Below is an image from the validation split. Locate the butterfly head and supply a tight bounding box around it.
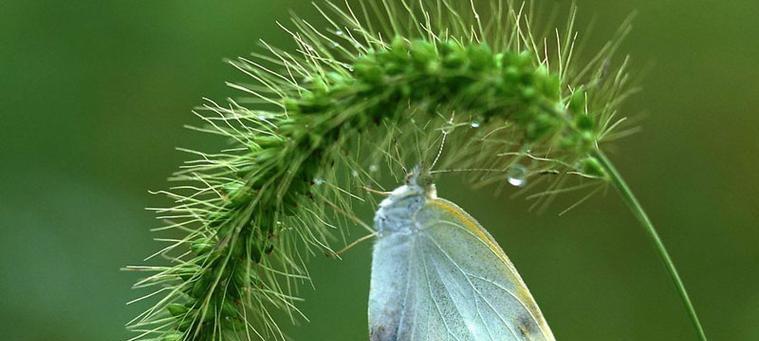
[374,166,437,235]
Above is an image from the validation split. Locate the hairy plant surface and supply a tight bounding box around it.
[126,1,705,340]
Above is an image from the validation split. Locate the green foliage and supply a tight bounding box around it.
[127,1,639,340]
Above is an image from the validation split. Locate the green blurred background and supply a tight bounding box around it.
[1,0,756,340]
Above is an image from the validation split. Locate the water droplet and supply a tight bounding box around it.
[470,120,481,128]
[506,165,528,187]
[335,29,344,36]
[313,177,325,186]
[351,170,359,177]
[369,165,379,173]
[331,42,340,48]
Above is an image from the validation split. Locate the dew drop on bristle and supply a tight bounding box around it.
[369,164,379,173]
[313,178,325,186]
[470,121,480,128]
[335,29,344,36]
[506,165,528,187]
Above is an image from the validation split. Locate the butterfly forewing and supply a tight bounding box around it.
[369,196,555,341]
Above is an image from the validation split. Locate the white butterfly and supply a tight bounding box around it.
[368,172,555,341]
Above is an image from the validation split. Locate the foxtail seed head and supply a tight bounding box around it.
[128,1,635,340]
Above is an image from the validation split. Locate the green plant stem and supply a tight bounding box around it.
[592,149,707,341]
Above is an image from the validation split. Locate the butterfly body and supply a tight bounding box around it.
[369,178,555,341]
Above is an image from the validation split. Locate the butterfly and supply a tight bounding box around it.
[368,170,555,341]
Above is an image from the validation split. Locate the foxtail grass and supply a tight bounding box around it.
[126,1,706,340]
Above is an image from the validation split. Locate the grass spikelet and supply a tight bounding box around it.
[126,1,706,340]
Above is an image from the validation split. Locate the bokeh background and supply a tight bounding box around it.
[1,0,757,340]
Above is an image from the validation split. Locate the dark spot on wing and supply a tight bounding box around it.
[370,324,397,341]
[516,313,537,339]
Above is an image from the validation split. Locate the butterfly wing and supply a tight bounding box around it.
[369,232,417,341]
[369,198,555,341]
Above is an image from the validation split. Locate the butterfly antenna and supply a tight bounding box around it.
[429,112,455,172]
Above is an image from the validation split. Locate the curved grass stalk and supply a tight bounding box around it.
[126,1,707,340]
[593,150,707,341]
